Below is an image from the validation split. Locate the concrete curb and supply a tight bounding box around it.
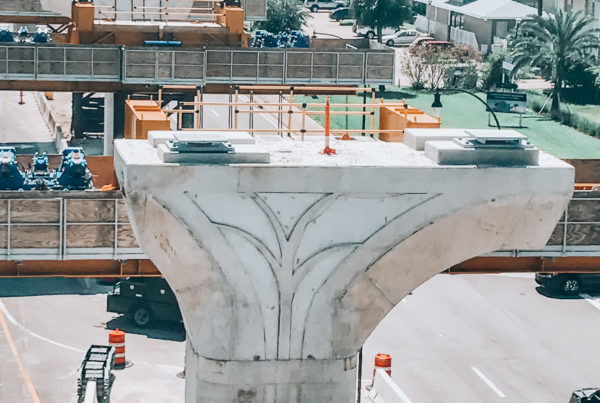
[33,92,69,152]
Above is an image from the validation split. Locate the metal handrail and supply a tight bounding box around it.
[0,44,395,86]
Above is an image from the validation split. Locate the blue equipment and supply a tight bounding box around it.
[0,147,27,190]
[26,152,56,190]
[17,26,28,43]
[288,30,309,48]
[252,30,278,48]
[32,27,50,44]
[276,31,289,47]
[143,40,182,47]
[56,147,93,190]
[0,26,14,43]
[252,29,309,48]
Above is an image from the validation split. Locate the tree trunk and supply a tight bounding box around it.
[377,24,383,43]
[550,79,562,120]
[537,0,543,16]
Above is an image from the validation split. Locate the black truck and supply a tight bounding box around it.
[106,277,182,327]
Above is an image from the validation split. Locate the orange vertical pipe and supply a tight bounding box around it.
[322,97,336,155]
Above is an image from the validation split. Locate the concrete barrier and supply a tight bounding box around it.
[33,91,68,152]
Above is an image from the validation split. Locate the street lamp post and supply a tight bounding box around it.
[431,88,502,130]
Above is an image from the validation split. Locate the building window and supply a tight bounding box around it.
[450,12,464,29]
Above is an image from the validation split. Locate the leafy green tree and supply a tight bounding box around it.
[253,0,309,33]
[352,0,411,43]
[511,9,599,119]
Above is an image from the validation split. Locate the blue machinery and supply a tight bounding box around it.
[0,147,93,190]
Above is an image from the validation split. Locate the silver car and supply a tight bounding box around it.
[381,29,423,47]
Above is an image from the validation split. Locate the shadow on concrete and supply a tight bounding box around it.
[2,142,58,154]
[376,89,418,99]
[70,137,104,156]
[0,277,112,297]
[106,315,186,342]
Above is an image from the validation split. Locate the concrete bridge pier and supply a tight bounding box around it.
[114,134,574,402]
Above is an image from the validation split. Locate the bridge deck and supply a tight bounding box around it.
[0,44,395,89]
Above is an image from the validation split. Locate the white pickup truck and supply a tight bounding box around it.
[353,24,399,39]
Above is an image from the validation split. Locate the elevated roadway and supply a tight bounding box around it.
[0,43,395,91]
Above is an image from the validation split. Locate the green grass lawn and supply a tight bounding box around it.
[569,104,600,126]
[295,88,600,159]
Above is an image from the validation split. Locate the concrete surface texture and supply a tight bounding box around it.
[114,135,573,402]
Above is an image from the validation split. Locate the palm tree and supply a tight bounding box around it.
[253,0,309,33]
[511,9,599,119]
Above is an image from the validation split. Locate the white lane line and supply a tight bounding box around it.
[580,293,600,310]
[0,300,183,370]
[471,366,506,398]
[494,273,535,279]
[0,300,83,352]
[387,378,414,403]
[239,94,279,129]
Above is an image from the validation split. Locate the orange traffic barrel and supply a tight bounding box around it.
[372,353,392,383]
[109,329,126,368]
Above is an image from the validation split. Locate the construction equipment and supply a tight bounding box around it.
[27,152,55,190]
[77,345,115,403]
[0,149,93,190]
[0,147,27,190]
[56,147,93,190]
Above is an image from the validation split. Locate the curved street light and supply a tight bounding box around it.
[431,88,502,130]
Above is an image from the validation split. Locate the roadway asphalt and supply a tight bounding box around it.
[1,274,599,402]
[0,91,56,153]
[0,278,184,403]
[362,273,600,402]
[198,93,325,136]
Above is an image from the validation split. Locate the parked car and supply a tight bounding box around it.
[305,0,339,12]
[353,24,398,39]
[535,273,600,295]
[107,277,182,327]
[569,388,600,403]
[409,35,434,49]
[409,37,454,54]
[329,7,353,21]
[381,29,423,46]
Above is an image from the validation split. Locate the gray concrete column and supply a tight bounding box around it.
[103,92,114,156]
[114,135,574,402]
[185,341,356,402]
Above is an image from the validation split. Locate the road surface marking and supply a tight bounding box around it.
[388,380,414,403]
[0,300,182,370]
[239,95,280,128]
[471,366,506,398]
[580,293,600,310]
[495,273,535,279]
[0,300,82,352]
[0,304,42,403]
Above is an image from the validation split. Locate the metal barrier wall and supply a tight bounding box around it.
[0,189,597,262]
[0,191,144,261]
[492,190,600,257]
[0,43,395,85]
